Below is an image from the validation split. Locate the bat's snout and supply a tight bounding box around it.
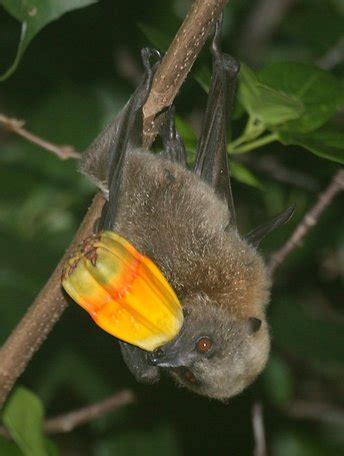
[148,347,182,368]
[148,348,169,367]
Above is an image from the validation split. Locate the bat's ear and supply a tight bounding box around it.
[159,105,187,167]
[99,48,161,231]
[244,206,295,248]
[193,18,239,226]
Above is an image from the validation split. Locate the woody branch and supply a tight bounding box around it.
[268,168,344,275]
[0,0,230,409]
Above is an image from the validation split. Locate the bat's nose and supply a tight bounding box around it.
[148,348,165,366]
[148,346,186,368]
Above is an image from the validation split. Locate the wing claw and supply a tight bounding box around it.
[245,206,295,247]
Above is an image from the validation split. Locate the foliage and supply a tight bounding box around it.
[0,0,343,454]
[141,22,344,164]
[1,387,57,455]
[0,0,98,80]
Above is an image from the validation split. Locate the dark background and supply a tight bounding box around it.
[0,0,343,454]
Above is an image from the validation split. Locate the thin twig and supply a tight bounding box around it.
[0,114,81,160]
[0,0,229,409]
[45,389,134,434]
[252,402,267,456]
[286,400,344,427]
[0,390,134,437]
[247,156,318,191]
[268,168,344,275]
[142,0,229,148]
[317,37,344,71]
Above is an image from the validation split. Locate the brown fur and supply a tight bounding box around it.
[81,148,271,400]
[114,151,270,318]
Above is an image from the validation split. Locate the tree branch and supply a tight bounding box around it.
[247,156,318,191]
[0,389,134,437]
[142,0,229,148]
[317,37,344,71]
[0,194,104,408]
[268,168,344,275]
[285,399,344,427]
[0,0,230,409]
[44,389,134,434]
[0,114,81,160]
[252,402,267,456]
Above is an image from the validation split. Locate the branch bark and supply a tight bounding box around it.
[252,402,267,456]
[268,168,344,275]
[285,399,344,427]
[142,0,229,148]
[0,0,230,409]
[317,37,344,71]
[0,194,104,408]
[0,389,134,437]
[44,389,134,434]
[0,114,81,160]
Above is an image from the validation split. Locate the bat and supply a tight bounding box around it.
[62,23,293,400]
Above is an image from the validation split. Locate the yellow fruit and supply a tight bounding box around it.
[62,231,183,351]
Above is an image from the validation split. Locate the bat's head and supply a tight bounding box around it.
[148,242,271,400]
[149,300,270,400]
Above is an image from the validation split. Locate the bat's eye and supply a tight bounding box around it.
[248,317,262,334]
[196,336,213,354]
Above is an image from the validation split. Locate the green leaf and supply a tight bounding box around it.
[45,439,59,456]
[0,437,22,456]
[193,65,211,92]
[175,116,197,150]
[238,63,303,127]
[259,62,344,133]
[2,386,48,456]
[230,161,262,188]
[277,128,344,164]
[0,0,98,80]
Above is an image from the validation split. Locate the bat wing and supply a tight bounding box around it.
[193,20,239,226]
[80,48,160,202]
[83,48,163,383]
[159,105,187,167]
[100,48,161,231]
[245,205,295,247]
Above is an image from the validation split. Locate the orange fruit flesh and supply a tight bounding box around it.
[62,231,183,351]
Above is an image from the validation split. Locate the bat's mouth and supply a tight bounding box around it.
[147,355,199,385]
[171,367,198,385]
